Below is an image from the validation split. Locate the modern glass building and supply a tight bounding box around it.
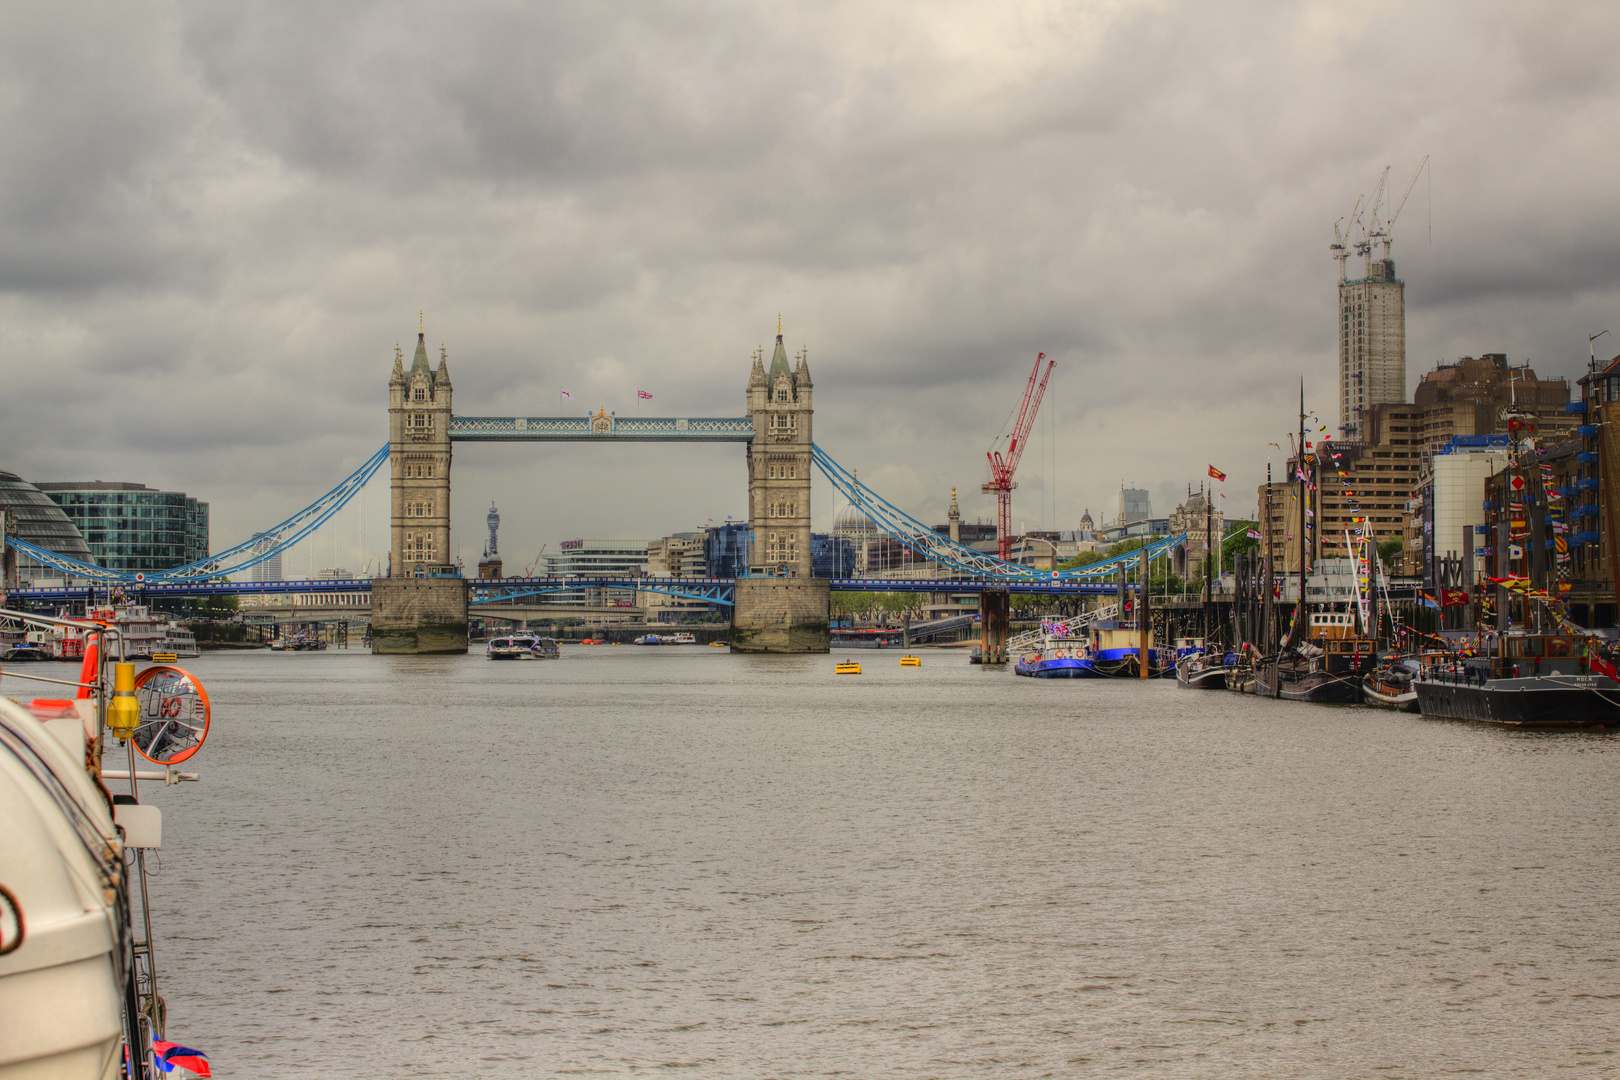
[36,481,209,573]
[811,532,855,578]
[704,523,750,580]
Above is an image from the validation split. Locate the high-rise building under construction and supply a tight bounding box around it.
[1333,157,1427,440]
[1338,255,1405,440]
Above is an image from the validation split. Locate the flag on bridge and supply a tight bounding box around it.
[1208,464,1226,482]
[638,390,653,399]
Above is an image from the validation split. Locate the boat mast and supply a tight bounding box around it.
[1203,484,1212,643]
[1263,462,1273,649]
[1293,379,1308,647]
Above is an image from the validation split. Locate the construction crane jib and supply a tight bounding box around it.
[982,352,1055,561]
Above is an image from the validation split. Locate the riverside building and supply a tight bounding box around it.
[0,472,95,585]
[36,481,208,573]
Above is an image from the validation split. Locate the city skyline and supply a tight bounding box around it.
[3,4,1619,574]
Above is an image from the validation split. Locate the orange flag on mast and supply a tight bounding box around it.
[1208,464,1226,482]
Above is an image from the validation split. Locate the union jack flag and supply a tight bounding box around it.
[637,390,653,399]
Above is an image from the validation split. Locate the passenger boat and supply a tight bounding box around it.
[1175,649,1228,689]
[81,605,199,660]
[487,634,545,659]
[835,660,862,675]
[1414,632,1620,728]
[634,632,698,645]
[1014,635,1093,677]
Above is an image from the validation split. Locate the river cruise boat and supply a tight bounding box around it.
[1014,637,1092,677]
[82,605,199,660]
[1414,633,1620,728]
[487,634,557,660]
[633,632,698,645]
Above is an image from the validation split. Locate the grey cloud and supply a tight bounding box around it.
[4,0,1620,566]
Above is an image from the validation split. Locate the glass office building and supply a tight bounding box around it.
[36,481,209,573]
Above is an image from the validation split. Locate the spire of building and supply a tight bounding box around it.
[796,344,812,386]
[748,344,767,388]
[435,343,452,389]
[390,343,406,386]
[768,326,791,382]
[410,328,432,377]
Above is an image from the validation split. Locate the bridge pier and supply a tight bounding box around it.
[731,578,829,653]
[370,577,468,654]
[979,590,1009,665]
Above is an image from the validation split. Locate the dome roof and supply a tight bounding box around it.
[834,502,879,537]
[1078,508,1094,528]
[0,471,94,574]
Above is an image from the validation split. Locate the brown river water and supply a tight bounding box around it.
[6,647,1619,1077]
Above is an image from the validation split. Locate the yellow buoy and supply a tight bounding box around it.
[899,656,921,667]
[835,661,862,675]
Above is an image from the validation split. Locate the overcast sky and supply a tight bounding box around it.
[4,1,1619,574]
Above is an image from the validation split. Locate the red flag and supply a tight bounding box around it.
[1207,464,1226,482]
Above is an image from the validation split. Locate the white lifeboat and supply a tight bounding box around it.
[0,696,125,1080]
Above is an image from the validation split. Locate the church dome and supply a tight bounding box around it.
[834,502,879,538]
[1078,508,1094,530]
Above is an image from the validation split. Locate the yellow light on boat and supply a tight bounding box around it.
[107,662,139,741]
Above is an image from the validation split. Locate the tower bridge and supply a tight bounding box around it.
[6,317,1193,660]
[377,318,821,652]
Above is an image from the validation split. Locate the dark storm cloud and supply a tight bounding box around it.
[3,1,1620,568]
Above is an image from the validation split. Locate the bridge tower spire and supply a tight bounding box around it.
[389,322,453,577]
[747,321,812,577]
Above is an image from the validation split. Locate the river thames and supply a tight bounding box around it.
[14,647,1617,1077]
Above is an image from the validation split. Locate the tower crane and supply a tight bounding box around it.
[1330,193,1365,283]
[1356,168,1387,272]
[1372,154,1428,260]
[982,352,1055,561]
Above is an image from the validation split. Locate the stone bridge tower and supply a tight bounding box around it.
[733,319,828,652]
[746,322,813,576]
[375,319,466,655]
[388,323,453,577]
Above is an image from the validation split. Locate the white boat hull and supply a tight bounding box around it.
[0,698,125,1080]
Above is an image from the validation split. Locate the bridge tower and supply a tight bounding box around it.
[374,319,467,654]
[746,323,813,576]
[388,324,453,576]
[733,320,829,652]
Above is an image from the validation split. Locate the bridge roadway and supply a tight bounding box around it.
[8,574,1124,606]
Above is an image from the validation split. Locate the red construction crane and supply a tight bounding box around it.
[982,352,1055,561]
